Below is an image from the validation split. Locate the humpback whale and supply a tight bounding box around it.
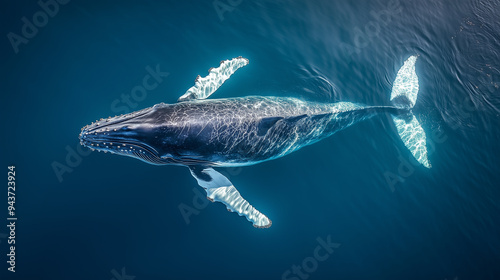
[79,56,430,228]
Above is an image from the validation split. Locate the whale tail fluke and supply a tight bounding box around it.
[390,56,431,168]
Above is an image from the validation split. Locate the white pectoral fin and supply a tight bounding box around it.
[178,57,249,102]
[188,166,272,228]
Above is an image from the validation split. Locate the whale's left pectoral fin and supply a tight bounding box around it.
[178,57,249,102]
[188,166,272,228]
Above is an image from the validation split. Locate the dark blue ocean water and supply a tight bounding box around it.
[1,0,500,279]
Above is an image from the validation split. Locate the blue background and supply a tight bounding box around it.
[1,0,499,279]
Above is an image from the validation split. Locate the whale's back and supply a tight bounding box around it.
[151,96,379,166]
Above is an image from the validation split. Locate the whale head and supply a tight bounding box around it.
[79,104,175,165]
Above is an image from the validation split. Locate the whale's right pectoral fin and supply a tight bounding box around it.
[178,57,249,102]
[188,166,272,228]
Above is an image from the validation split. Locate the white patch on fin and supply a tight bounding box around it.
[188,166,272,228]
[178,57,249,102]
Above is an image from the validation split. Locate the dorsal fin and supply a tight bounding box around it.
[257,117,283,136]
[178,57,249,102]
[256,114,310,136]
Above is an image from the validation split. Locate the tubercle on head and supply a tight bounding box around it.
[79,105,162,160]
[80,104,159,133]
[79,125,146,156]
[80,113,131,134]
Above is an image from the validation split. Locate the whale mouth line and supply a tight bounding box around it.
[81,137,160,158]
[112,139,160,156]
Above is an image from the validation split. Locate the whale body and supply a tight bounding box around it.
[80,56,430,228]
